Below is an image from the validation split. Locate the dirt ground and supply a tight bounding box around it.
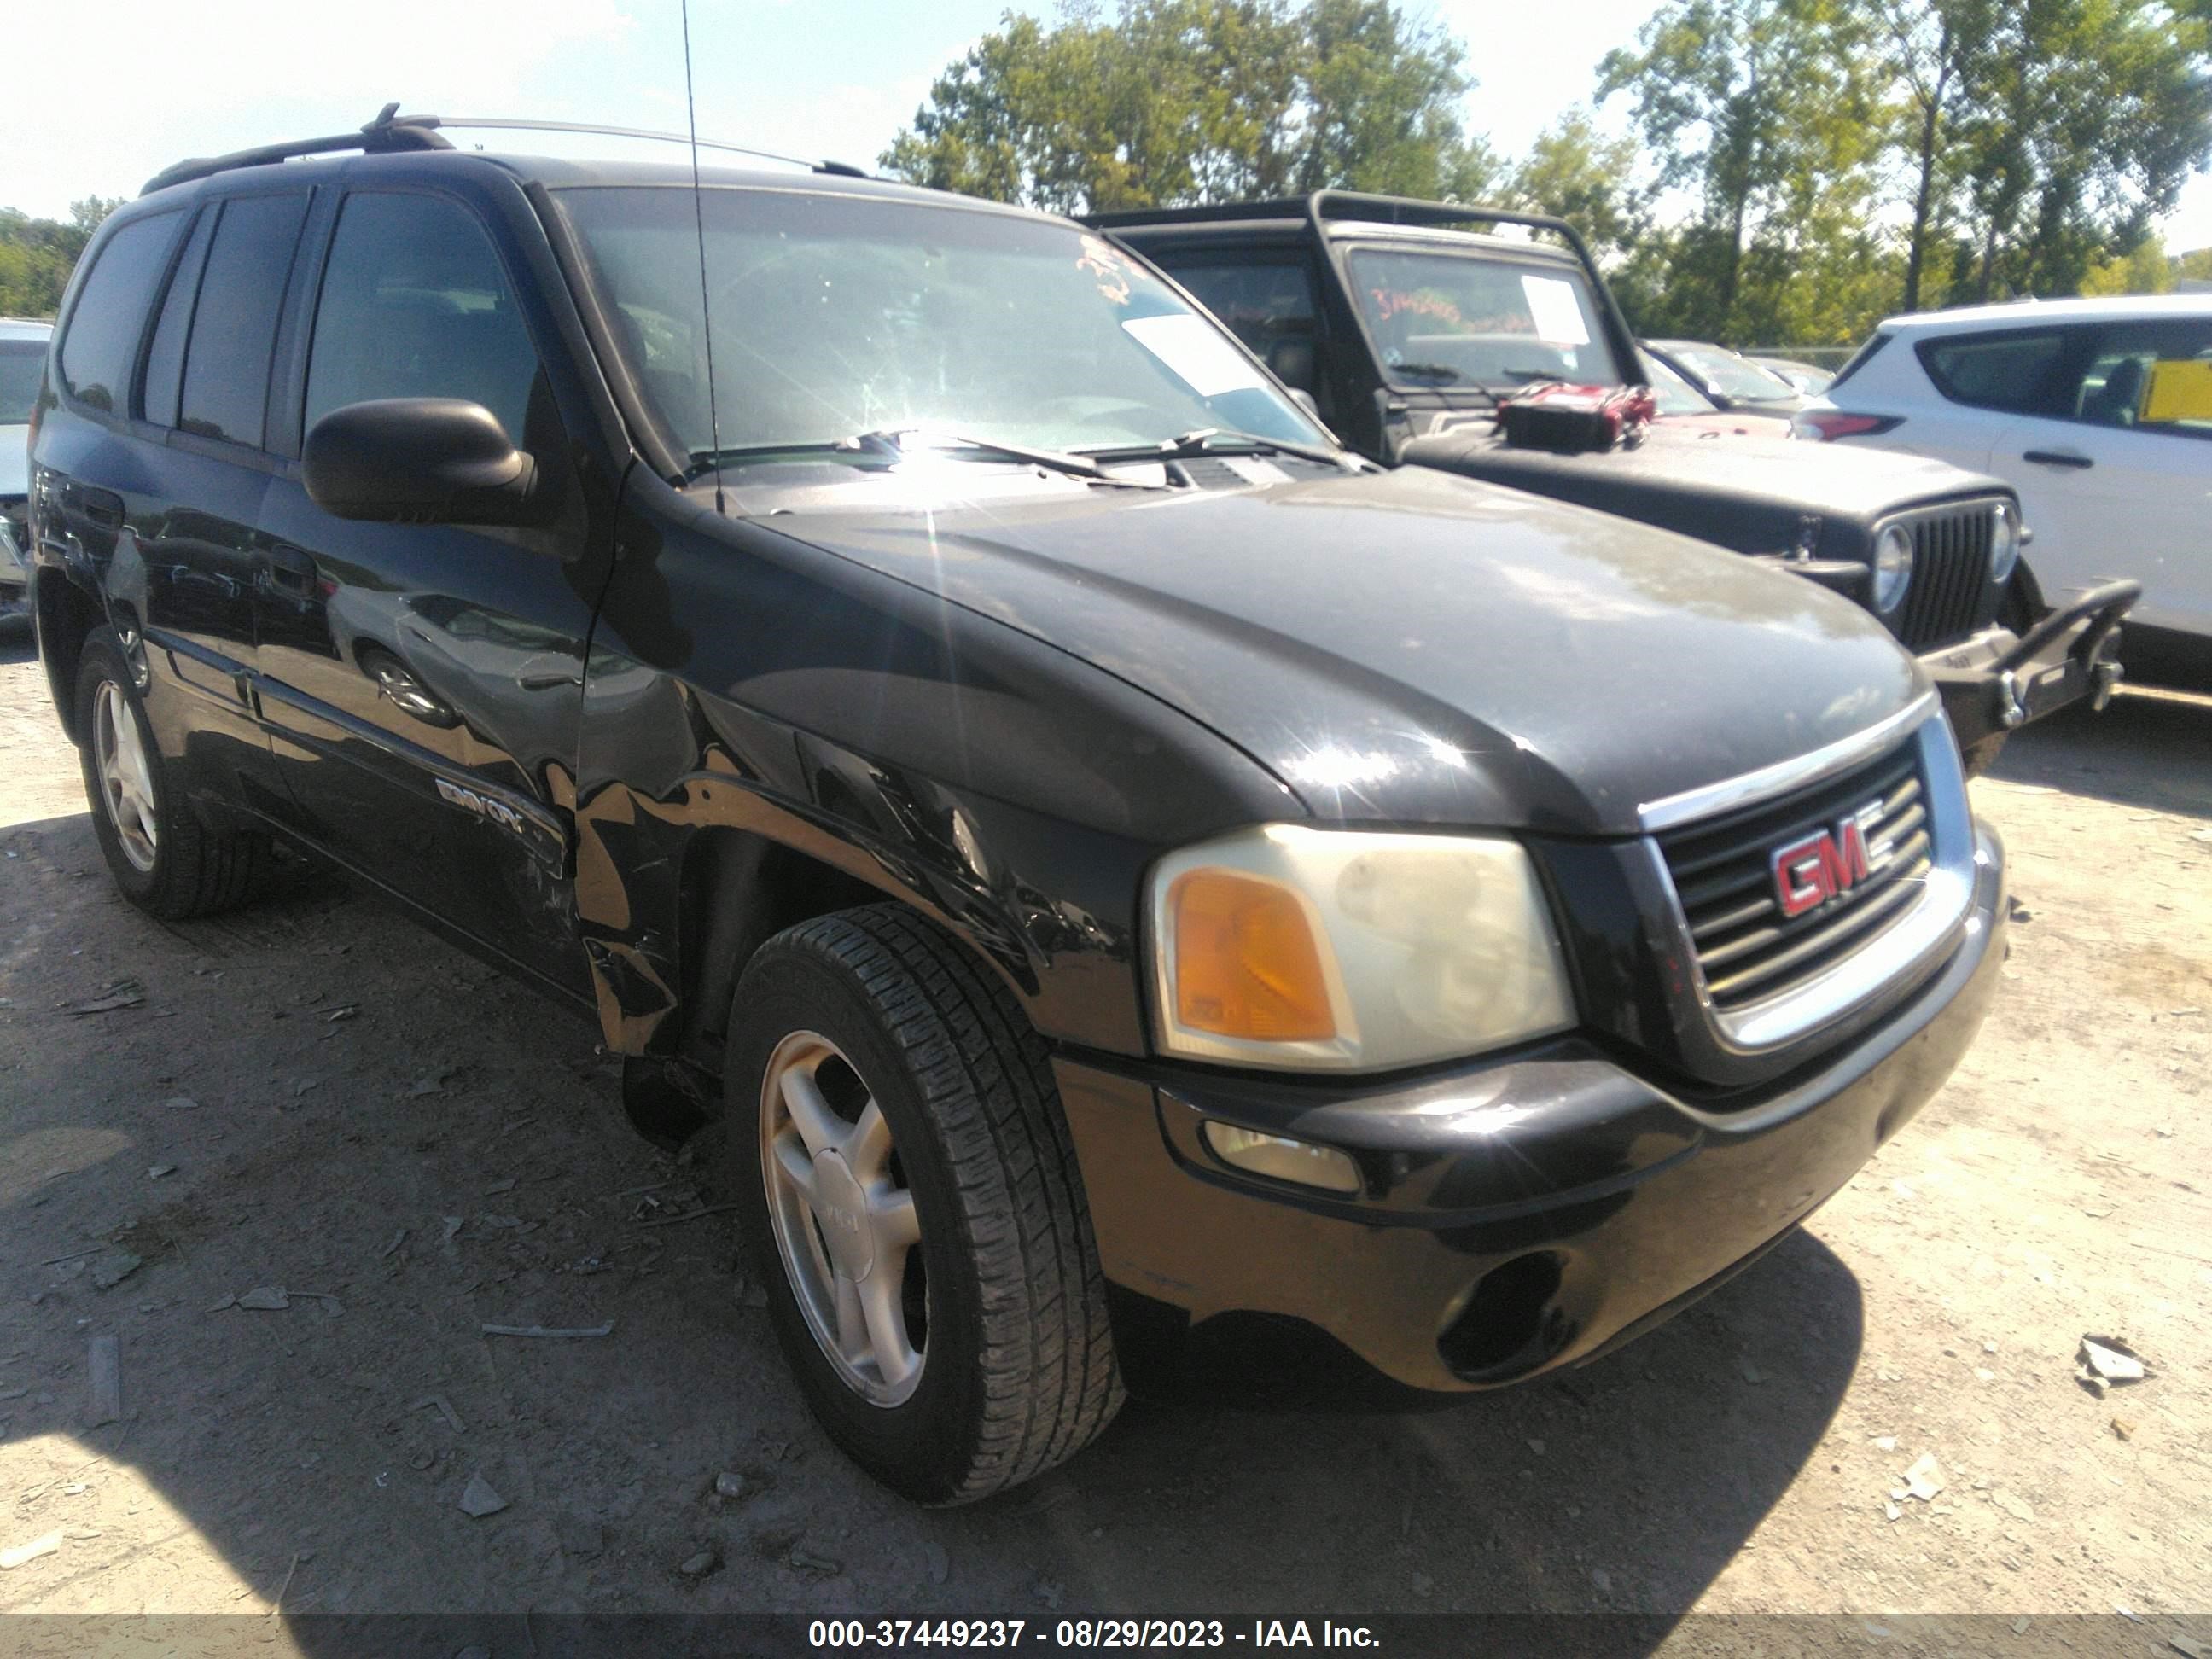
[1,623,2208,1641]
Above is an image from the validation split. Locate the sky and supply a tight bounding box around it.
[4,0,2209,253]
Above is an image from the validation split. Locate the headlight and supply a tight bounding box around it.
[1147,824,1575,1070]
[1871,522,1914,613]
[1988,501,2020,585]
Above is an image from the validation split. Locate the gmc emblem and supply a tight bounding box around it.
[1771,801,1895,918]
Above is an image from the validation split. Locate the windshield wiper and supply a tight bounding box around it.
[684,428,1133,486]
[1078,428,1359,470]
[853,428,1120,480]
[1388,362,1464,383]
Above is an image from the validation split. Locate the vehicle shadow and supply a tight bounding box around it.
[0,804,1860,1645]
[1986,686,2212,819]
[970,1228,1863,1621]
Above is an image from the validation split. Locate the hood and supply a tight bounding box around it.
[742,463,1924,835]
[1406,420,2007,532]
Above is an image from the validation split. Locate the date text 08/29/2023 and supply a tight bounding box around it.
[807,1619,1383,1649]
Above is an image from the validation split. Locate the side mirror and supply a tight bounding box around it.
[304,399,540,526]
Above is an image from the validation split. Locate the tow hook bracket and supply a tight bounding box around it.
[2091,660,2123,713]
[1997,670,2027,729]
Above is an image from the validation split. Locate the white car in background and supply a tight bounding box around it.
[1,318,51,631]
[1796,294,2211,688]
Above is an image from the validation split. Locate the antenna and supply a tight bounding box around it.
[681,0,725,513]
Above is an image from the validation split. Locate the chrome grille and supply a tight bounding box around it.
[1890,500,1999,651]
[1660,743,1933,1013]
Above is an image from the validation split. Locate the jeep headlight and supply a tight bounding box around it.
[1871,522,1914,613]
[1988,502,2020,585]
[1147,825,1574,1070]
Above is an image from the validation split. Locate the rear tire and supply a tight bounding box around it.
[74,626,269,919]
[725,905,1123,1504]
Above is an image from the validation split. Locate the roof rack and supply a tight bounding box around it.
[142,103,875,197]
[1089,189,1591,255]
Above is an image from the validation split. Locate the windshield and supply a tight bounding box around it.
[1638,349,1715,416]
[1658,343,1799,403]
[556,187,1329,469]
[1343,247,1621,391]
[1754,358,1831,394]
[0,341,45,426]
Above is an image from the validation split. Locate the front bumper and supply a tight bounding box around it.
[1057,824,2007,1394]
[1921,580,2138,768]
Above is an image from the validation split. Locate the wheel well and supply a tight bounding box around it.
[673,830,888,1074]
[35,573,102,746]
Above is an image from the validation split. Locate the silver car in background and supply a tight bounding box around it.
[1,318,52,628]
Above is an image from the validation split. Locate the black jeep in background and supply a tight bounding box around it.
[1091,192,2137,775]
[32,114,2012,1504]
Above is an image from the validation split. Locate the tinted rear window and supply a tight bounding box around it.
[1,340,46,424]
[142,209,218,428]
[56,212,181,415]
[1918,328,2069,413]
[179,192,311,447]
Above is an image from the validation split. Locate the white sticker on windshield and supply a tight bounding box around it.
[1122,313,1268,399]
[1522,275,1592,346]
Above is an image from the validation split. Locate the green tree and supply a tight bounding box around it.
[2081,231,2176,294]
[1931,0,2212,301]
[1870,0,1992,312]
[1505,109,1650,263]
[1293,0,1497,197]
[1598,0,1882,338]
[883,0,1497,212]
[0,196,122,317]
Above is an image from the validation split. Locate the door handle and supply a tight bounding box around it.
[2023,449,2093,469]
[264,544,318,592]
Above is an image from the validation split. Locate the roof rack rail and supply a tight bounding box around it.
[142,103,876,197]
[142,103,448,195]
[1088,189,1586,251]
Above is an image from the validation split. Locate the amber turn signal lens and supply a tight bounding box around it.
[1169,870,1336,1041]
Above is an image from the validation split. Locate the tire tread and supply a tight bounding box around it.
[766,905,1123,1500]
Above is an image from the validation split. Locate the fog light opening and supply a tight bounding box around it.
[1200,1121,1361,1195]
[1438,1251,1567,1380]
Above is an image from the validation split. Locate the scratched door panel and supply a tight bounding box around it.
[250,185,611,992]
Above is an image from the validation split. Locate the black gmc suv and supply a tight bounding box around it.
[30,114,2008,1504]
[1091,193,2137,776]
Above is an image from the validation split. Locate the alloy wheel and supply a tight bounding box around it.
[759,1029,929,1406]
[94,680,159,873]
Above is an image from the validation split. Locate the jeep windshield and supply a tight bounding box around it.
[556,187,1331,479]
[1344,245,1623,394]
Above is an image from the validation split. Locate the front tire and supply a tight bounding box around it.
[74,626,269,918]
[725,906,1123,1504]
